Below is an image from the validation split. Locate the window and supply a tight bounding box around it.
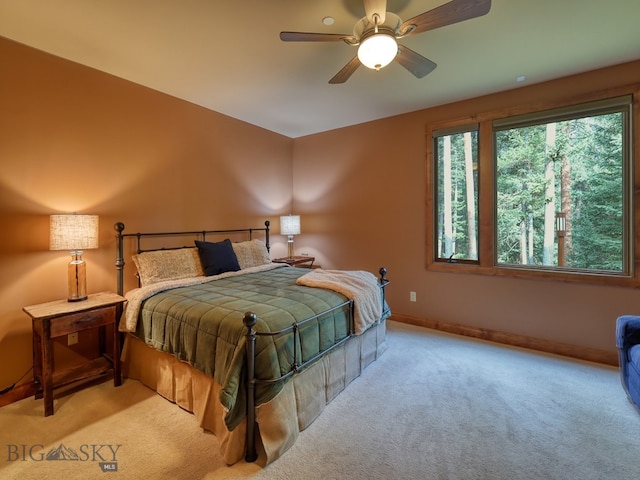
[427,93,636,285]
[494,96,631,274]
[433,125,479,262]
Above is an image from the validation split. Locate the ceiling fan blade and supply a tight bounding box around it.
[400,0,491,37]
[395,45,437,78]
[363,0,387,25]
[329,56,361,84]
[280,31,356,43]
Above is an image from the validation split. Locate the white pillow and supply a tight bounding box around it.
[232,239,271,269]
[132,248,204,286]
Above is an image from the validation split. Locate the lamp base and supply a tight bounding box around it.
[287,237,295,259]
[67,251,88,302]
[68,295,88,303]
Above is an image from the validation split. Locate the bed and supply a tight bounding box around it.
[114,220,390,465]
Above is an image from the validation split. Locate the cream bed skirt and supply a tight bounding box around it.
[121,318,387,465]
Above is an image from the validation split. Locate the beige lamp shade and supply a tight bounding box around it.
[50,214,99,251]
[280,215,301,236]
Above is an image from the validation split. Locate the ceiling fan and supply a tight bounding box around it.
[280,0,491,84]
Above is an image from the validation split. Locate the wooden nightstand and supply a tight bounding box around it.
[23,291,125,416]
[273,256,316,268]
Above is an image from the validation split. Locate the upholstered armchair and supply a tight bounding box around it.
[616,315,640,412]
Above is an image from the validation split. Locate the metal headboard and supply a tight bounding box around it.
[114,220,270,296]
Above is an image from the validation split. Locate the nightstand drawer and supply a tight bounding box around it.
[48,306,116,338]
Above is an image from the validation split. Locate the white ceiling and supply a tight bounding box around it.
[1,0,639,138]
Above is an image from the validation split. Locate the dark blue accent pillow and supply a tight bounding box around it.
[195,239,241,276]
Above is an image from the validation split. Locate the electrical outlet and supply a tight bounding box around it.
[68,332,79,346]
[410,291,417,302]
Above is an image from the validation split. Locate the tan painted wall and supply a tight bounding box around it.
[2,33,639,392]
[292,60,640,357]
[0,37,293,387]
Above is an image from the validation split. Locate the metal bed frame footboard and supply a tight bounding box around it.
[242,266,389,462]
[114,220,389,463]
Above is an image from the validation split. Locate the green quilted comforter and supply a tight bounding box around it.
[134,267,359,430]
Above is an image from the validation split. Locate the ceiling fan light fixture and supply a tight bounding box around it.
[357,33,398,71]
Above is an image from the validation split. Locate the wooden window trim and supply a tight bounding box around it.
[426,84,640,288]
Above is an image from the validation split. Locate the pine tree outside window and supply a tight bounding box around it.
[433,126,479,263]
[494,96,631,274]
[426,93,635,286]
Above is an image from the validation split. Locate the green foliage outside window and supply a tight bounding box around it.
[433,96,630,276]
[435,129,478,261]
[496,111,625,272]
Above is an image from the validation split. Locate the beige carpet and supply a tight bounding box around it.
[1,321,639,480]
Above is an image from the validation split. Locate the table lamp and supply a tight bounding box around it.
[50,214,99,302]
[280,215,300,259]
